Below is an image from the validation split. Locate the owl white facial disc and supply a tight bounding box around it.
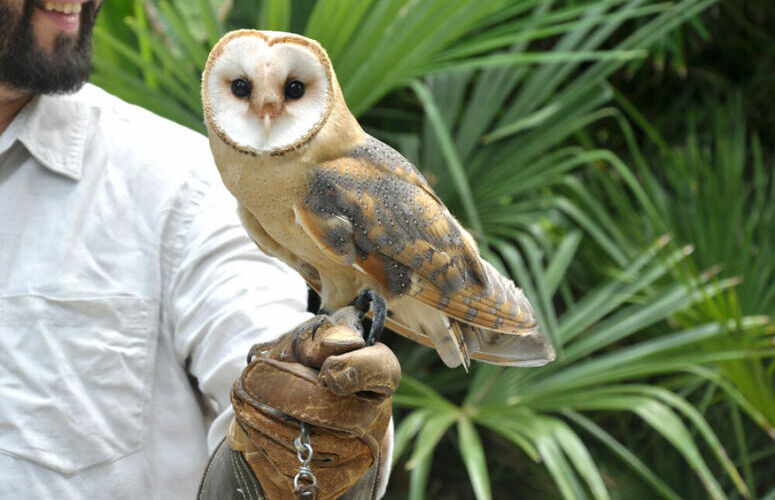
[202,31,333,155]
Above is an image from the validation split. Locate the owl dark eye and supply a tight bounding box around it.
[231,78,251,98]
[285,80,305,100]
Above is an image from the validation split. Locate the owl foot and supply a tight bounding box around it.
[349,289,387,346]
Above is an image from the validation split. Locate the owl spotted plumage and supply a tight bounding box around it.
[202,30,555,369]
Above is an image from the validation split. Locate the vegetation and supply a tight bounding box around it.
[92,1,774,498]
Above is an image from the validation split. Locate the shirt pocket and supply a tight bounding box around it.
[0,294,155,475]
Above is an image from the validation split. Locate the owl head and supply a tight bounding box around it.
[202,30,351,157]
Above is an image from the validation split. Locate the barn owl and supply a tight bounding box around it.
[201,30,555,369]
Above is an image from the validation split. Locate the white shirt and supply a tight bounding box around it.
[0,84,311,499]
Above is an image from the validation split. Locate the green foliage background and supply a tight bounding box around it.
[91,1,775,498]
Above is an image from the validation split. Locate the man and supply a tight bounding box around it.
[0,1,395,498]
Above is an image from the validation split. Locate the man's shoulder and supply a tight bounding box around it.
[79,83,206,148]
[74,83,216,185]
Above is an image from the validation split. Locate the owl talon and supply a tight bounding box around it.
[349,289,387,346]
[310,316,327,340]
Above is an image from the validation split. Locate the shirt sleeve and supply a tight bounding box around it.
[162,167,312,453]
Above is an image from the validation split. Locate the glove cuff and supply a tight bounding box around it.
[198,436,264,500]
[198,433,384,500]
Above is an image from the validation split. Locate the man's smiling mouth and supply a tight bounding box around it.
[41,2,84,14]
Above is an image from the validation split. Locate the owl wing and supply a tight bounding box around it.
[297,136,540,337]
[346,135,446,206]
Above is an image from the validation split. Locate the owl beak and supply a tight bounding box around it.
[262,113,272,138]
[251,89,282,138]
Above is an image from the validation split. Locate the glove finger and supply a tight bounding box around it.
[295,307,365,367]
[318,343,401,396]
[248,315,331,363]
[254,311,365,367]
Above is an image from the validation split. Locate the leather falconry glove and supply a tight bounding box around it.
[218,306,400,500]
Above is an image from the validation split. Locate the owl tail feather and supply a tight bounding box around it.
[464,323,556,367]
[387,296,555,368]
[389,297,470,369]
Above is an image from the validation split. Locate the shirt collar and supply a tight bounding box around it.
[4,92,93,181]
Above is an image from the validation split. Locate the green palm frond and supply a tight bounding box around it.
[392,239,769,498]
[92,0,709,131]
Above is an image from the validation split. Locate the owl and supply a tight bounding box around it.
[201,30,555,369]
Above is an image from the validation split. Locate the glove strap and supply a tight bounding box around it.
[293,422,318,499]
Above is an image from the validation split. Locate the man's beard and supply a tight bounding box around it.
[0,0,100,95]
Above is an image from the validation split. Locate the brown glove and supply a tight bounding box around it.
[228,306,401,500]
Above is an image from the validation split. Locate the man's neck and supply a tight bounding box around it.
[0,85,32,134]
